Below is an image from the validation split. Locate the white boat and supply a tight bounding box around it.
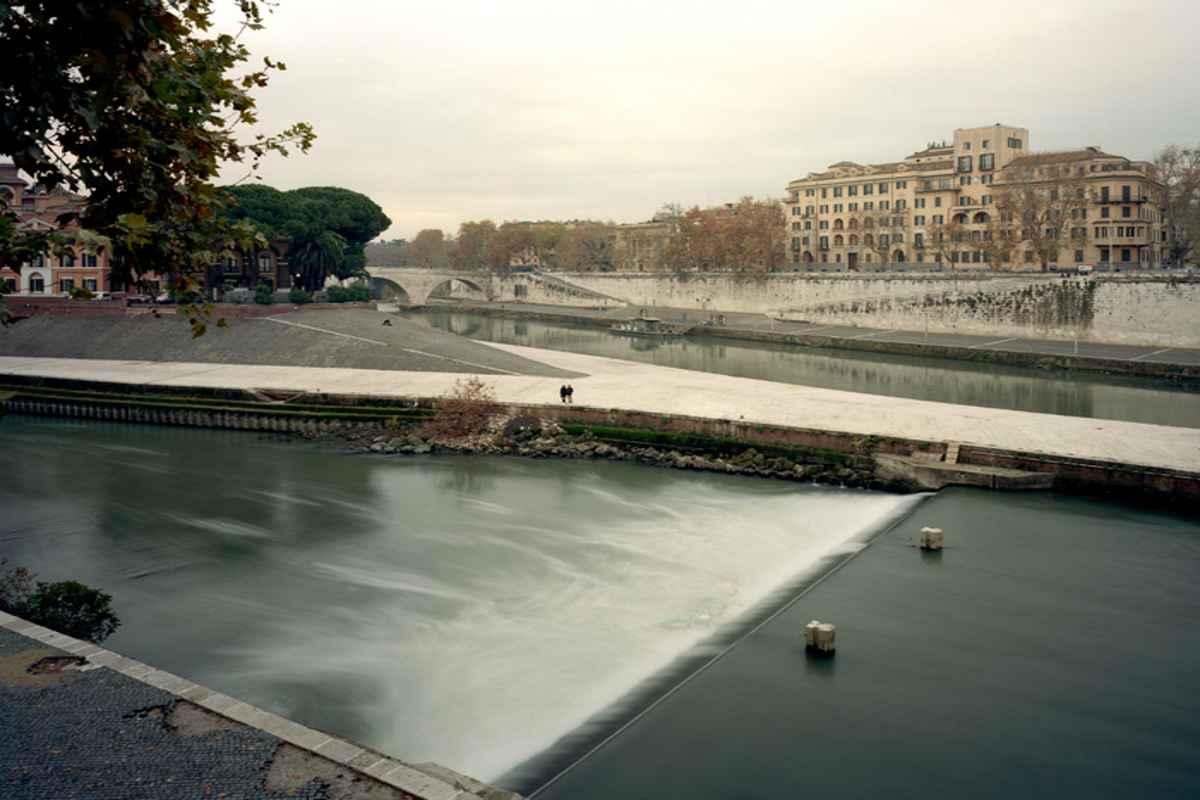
[609,316,689,337]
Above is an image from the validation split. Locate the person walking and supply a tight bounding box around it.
[559,385,568,404]
[566,384,574,404]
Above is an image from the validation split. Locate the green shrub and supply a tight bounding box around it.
[254,283,274,305]
[326,282,372,303]
[288,286,313,304]
[0,559,120,644]
[69,286,95,300]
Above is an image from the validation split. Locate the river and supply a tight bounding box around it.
[3,418,1197,797]
[412,308,1200,429]
[0,416,920,784]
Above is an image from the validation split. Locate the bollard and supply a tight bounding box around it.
[919,526,944,551]
[805,620,836,656]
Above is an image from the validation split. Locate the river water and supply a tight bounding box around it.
[0,417,921,784]
[4,418,1198,797]
[413,309,1200,429]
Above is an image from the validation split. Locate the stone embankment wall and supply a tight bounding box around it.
[3,382,1196,502]
[538,272,1200,347]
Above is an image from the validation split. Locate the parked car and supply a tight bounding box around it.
[125,294,153,306]
[1076,264,1094,275]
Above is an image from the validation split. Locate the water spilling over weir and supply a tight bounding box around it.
[0,417,924,783]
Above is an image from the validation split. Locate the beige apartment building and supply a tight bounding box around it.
[784,124,1167,271]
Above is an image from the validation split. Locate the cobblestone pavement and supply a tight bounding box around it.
[0,628,398,800]
[0,309,580,378]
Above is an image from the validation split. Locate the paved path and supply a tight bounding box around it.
[2,346,1198,474]
[439,301,1200,367]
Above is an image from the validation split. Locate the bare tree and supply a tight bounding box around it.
[1153,144,1200,267]
[991,162,1090,271]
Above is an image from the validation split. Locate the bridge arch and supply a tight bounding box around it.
[369,277,411,304]
[427,277,488,302]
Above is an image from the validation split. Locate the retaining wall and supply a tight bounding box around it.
[4,379,1192,504]
[538,272,1200,347]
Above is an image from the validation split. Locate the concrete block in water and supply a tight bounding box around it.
[920,526,944,551]
[805,620,836,654]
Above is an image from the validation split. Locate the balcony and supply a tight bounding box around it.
[916,183,959,194]
[1094,196,1148,204]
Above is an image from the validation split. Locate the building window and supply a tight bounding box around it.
[982,195,992,205]
[848,185,858,196]
[914,215,926,226]
[1121,206,1131,218]
[805,206,814,216]
[833,186,843,197]
[934,197,942,208]
[833,203,843,212]
[895,199,906,210]
[1100,186,1110,202]
[820,204,829,213]
[878,182,888,193]
[980,174,993,185]
[962,142,972,151]
[848,202,858,211]
[933,214,944,225]
[957,155,972,173]
[806,189,816,197]
[83,278,98,291]
[880,200,890,210]
[82,253,98,267]
[1075,249,1084,263]
[914,233,924,247]
[819,236,829,250]
[1101,207,1110,219]
[980,153,995,171]
[791,237,801,250]
[792,206,801,216]
[819,220,829,230]
[863,184,873,195]
[896,180,906,189]
[1007,137,1023,149]
[804,220,812,230]
[30,276,45,292]
[1121,185,1131,201]
[915,198,926,209]
[791,222,802,232]
[864,201,874,210]
[61,253,75,267]
[1121,248,1132,262]
[821,188,827,198]
[982,139,990,149]
[960,176,971,186]
[59,278,75,292]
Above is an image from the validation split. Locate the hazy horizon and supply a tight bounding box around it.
[222,0,1199,240]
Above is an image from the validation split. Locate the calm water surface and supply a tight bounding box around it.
[0,417,916,783]
[534,488,1200,799]
[414,309,1200,429]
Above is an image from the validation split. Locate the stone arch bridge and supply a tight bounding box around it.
[366,267,491,305]
[365,266,625,308]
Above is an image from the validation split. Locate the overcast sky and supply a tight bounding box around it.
[223,0,1200,240]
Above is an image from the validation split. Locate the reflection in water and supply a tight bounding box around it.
[0,417,921,782]
[417,309,1200,428]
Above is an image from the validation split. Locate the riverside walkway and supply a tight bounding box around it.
[1,345,1198,475]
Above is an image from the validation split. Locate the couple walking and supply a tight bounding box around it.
[559,384,575,404]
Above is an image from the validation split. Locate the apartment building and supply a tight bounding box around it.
[0,162,115,294]
[783,124,1167,270]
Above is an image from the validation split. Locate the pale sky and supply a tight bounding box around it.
[223,0,1200,240]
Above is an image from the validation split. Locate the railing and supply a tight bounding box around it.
[1094,196,1148,204]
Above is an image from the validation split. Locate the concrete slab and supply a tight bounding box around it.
[2,350,1199,474]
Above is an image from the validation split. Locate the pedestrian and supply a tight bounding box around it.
[559,385,567,404]
[566,384,574,404]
